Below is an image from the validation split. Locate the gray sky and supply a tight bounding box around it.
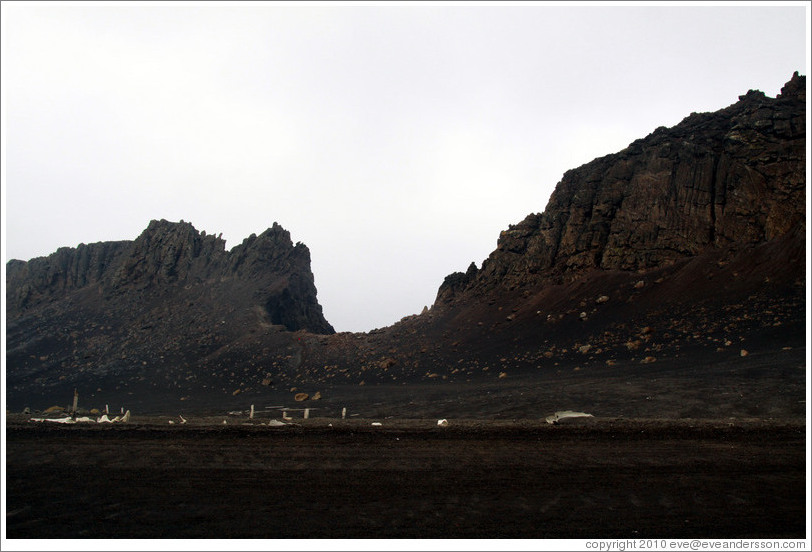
[2,2,809,332]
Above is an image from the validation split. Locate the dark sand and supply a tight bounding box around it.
[6,346,808,540]
[4,415,806,539]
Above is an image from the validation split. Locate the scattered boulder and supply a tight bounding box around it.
[625,340,642,351]
[294,392,309,402]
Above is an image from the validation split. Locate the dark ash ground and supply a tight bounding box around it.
[5,348,809,540]
[4,417,806,539]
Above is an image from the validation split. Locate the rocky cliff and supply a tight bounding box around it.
[6,220,337,410]
[321,72,805,399]
[437,72,805,303]
[7,219,334,334]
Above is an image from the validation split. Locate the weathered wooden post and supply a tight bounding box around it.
[249,404,255,420]
[342,407,347,419]
[304,408,310,419]
[71,389,79,416]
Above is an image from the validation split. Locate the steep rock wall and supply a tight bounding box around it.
[438,73,805,302]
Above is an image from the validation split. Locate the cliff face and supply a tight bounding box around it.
[5,220,337,410]
[437,72,805,303]
[6,219,334,335]
[358,73,804,399]
[6,241,131,310]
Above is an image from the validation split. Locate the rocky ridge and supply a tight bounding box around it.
[6,220,338,411]
[4,73,806,416]
[437,72,805,303]
[7,219,333,334]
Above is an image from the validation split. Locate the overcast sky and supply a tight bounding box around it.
[2,2,809,332]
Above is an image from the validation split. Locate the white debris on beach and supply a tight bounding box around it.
[30,410,131,424]
[29,416,76,424]
[545,411,594,424]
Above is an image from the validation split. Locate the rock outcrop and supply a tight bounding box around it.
[307,74,804,401]
[437,72,805,302]
[6,241,131,310]
[6,220,336,410]
[7,219,334,334]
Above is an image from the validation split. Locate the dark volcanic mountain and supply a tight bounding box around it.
[303,72,806,408]
[7,220,334,336]
[5,73,806,417]
[438,73,806,301]
[6,220,335,409]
